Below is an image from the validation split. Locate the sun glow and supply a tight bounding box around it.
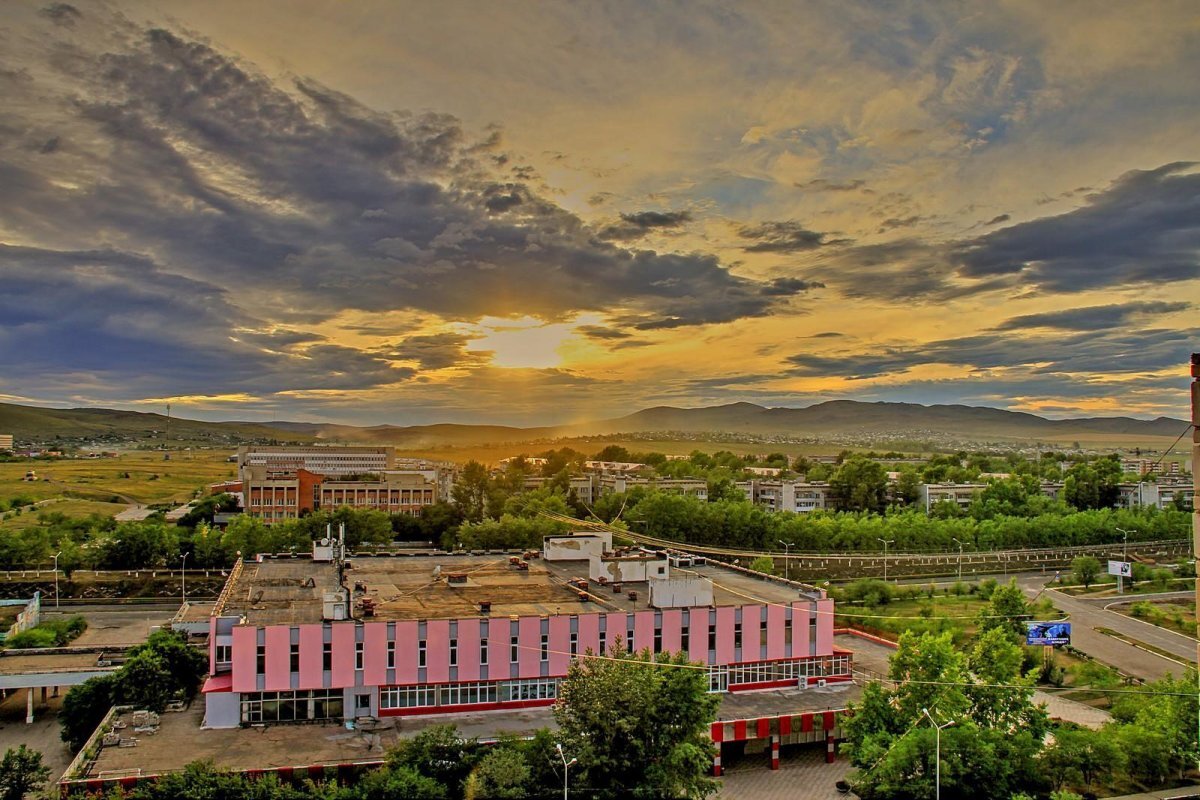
[465,316,578,369]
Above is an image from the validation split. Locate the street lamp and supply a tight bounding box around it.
[922,708,956,800]
[876,538,894,582]
[555,743,577,800]
[778,540,794,581]
[1114,527,1133,594]
[951,538,964,582]
[180,551,189,605]
[51,551,62,609]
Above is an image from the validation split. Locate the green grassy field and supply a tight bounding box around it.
[0,451,236,507]
[0,500,129,532]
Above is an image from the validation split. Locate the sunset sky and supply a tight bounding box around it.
[2,1,1199,425]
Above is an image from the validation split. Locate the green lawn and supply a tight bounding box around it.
[0,450,236,506]
[0,500,128,532]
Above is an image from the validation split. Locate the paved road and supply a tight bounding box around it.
[1016,574,1196,681]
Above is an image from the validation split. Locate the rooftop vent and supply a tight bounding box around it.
[446,572,469,585]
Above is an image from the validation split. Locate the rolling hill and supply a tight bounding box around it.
[2,400,1187,448]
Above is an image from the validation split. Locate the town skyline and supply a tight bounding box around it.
[2,1,1199,426]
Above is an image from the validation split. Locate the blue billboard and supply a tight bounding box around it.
[1026,621,1071,646]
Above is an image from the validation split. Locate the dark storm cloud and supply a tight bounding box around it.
[787,327,1198,380]
[39,3,81,26]
[984,214,1010,226]
[952,162,1200,291]
[738,220,844,252]
[597,210,692,240]
[0,244,411,399]
[0,9,801,401]
[760,277,826,296]
[796,178,866,192]
[992,301,1191,332]
[385,333,489,370]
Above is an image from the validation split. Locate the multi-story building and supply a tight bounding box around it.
[202,537,849,730]
[738,481,831,513]
[0,434,13,451]
[1121,458,1183,476]
[238,446,442,522]
[919,483,987,513]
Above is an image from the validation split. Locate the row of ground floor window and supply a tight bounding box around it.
[236,654,852,724]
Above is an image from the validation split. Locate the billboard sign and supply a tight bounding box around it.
[1026,621,1071,646]
[1108,560,1132,577]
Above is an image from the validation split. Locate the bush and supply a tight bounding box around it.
[4,616,86,648]
[844,578,894,607]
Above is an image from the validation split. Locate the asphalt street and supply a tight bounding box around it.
[1016,574,1196,681]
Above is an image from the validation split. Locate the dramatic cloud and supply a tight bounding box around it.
[598,210,693,240]
[952,163,1200,292]
[761,277,826,296]
[384,333,489,370]
[992,302,1191,332]
[737,221,845,252]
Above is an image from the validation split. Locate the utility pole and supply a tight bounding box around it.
[1114,527,1132,594]
[922,708,955,800]
[181,551,189,604]
[555,743,577,800]
[877,538,894,582]
[52,551,62,609]
[952,538,964,582]
[778,540,794,581]
[1190,352,1199,772]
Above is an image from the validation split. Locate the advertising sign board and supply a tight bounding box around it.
[1026,621,1071,646]
[1108,560,1132,577]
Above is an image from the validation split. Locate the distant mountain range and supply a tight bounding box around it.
[1,399,1186,449]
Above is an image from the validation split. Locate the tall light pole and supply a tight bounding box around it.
[922,708,955,800]
[778,540,794,581]
[951,538,964,582]
[877,538,894,582]
[1115,527,1132,594]
[52,551,62,609]
[180,551,189,604]
[555,742,577,800]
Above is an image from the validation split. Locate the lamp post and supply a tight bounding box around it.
[876,538,894,582]
[180,551,189,604]
[555,743,577,800]
[778,540,794,581]
[951,538,964,582]
[1114,527,1132,594]
[52,551,62,609]
[922,708,955,800]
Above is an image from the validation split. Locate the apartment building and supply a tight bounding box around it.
[919,483,988,513]
[737,480,831,513]
[202,539,849,731]
[0,434,13,451]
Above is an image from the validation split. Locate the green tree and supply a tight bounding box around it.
[555,647,718,799]
[1039,726,1123,791]
[0,745,49,800]
[127,629,207,701]
[451,461,492,523]
[1071,556,1101,588]
[748,556,775,574]
[830,457,888,513]
[976,579,1030,641]
[387,724,482,796]
[465,742,530,799]
[60,675,116,750]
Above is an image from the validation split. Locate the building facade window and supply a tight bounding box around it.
[256,645,266,674]
[418,639,427,668]
[449,638,458,667]
[290,644,300,673]
[355,642,364,671]
[387,640,396,670]
[240,689,343,724]
[322,642,332,672]
[480,638,488,665]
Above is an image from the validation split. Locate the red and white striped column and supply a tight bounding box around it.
[770,734,780,770]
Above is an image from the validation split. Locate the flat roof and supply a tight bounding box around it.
[219,554,822,627]
[75,683,860,782]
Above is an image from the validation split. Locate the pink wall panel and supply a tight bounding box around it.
[577,613,601,657]
[741,605,762,661]
[815,599,834,655]
[231,626,258,692]
[362,623,389,686]
[264,626,291,691]
[548,616,571,675]
[518,616,542,678]
[298,625,324,690]
[715,606,736,665]
[660,609,683,654]
[766,603,786,660]
[394,621,419,684]
[791,602,810,656]
[330,624,357,688]
[456,618,481,682]
[634,611,655,655]
[606,612,630,653]
[426,619,450,683]
[688,609,709,663]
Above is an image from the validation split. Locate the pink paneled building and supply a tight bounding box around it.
[202,542,851,729]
